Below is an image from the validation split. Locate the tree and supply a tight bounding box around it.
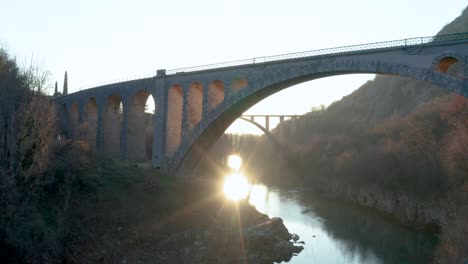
[21,54,51,94]
[0,47,59,261]
[63,71,68,95]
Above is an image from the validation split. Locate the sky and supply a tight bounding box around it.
[1,0,467,134]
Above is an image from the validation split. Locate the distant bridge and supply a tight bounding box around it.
[55,32,468,176]
[240,114,302,131]
[238,115,307,151]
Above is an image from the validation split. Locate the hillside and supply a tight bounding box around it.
[322,7,468,123]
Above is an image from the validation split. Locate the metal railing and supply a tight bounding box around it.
[76,73,155,91]
[166,32,468,75]
[73,32,468,91]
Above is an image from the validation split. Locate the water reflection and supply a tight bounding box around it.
[248,184,438,264]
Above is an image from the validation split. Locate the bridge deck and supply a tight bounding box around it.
[164,32,468,76]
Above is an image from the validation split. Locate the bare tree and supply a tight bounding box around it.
[21,53,52,95]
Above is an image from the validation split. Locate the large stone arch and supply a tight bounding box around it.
[102,94,123,158]
[126,90,154,161]
[431,52,465,78]
[172,59,465,176]
[83,98,98,150]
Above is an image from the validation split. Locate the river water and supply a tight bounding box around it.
[247,184,438,264]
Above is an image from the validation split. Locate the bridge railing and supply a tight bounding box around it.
[166,32,468,75]
[72,32,468,92]
[76,73,155,91]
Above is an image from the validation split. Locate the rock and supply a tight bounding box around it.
[155,205,304,264]
[271,240,303,263]
[291,233,299,241]
[243,217,303,263]
[245,217,291,242]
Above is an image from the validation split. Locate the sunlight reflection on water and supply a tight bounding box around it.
[244,182,436,264]
[221,155,436,263]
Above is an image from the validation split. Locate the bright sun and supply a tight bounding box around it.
[227,155,242,171]
[223,173,250,200]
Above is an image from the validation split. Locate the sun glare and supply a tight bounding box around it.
[227,154,242,171]
[223,174,250,200]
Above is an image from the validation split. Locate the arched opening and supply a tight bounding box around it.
[178,74,379,176]
[58,104,68,138]
[145,94,155,161]
[127,90,154,161]
[436,57,463,78]
[187,82,203,131]
[208,80,224,111]
[166,84,183,157]
[83,98,98,150]
[102,95,122,158]
[69,102,79,139]
[231,78,248,94]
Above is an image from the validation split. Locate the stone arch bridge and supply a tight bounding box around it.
[55,33,468,177]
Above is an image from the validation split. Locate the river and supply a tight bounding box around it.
[247,183,438,264]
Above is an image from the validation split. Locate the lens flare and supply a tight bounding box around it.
[227,155,242,171]
[223,174,249,200]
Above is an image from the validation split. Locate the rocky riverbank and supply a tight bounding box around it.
[317,185,446,228]
[155,201,303,264]
[58,165,304,264]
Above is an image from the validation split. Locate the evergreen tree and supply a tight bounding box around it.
[63,71,68,95]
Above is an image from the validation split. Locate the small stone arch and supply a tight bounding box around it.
[208,80,224,111]
[432,53,464,78]
[166,84,184,157]
[231,78,248,94]
[187,82,204,130]
[102,94,123,157]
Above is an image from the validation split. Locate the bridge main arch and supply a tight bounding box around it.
[172,55,466,176]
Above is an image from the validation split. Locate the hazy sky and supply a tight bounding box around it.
[1,0,466,134]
